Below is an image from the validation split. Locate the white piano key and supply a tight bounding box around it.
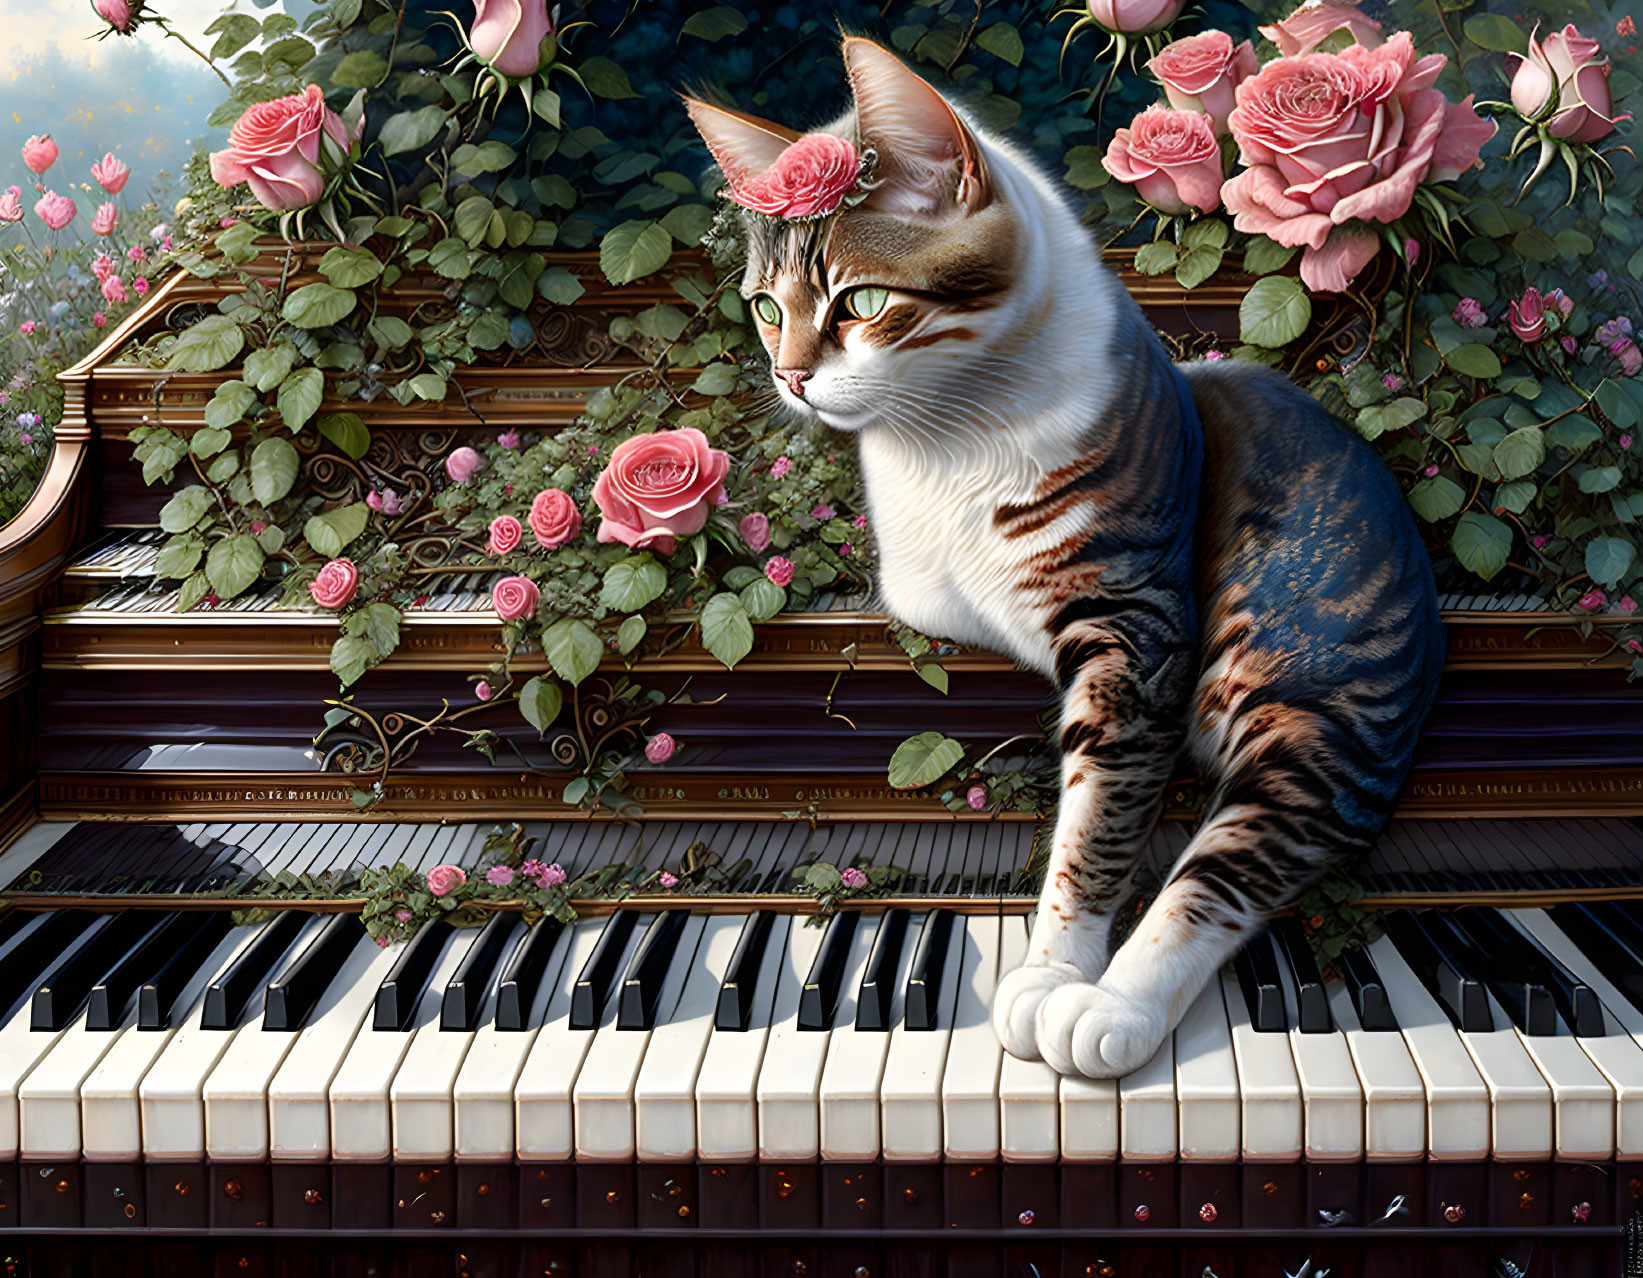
[1514,1022,1615,1161]
[1450,983,1556,1160]
[328,928,475,1161]
[1173,979,1240,1161]
[881,913,968,1162]
[1367,935,1491,1159]
[1221,969,1303,1162]
[0,918,80,1159]
[1324,981,1425,1161]
[756,914,876,1161]
[1118,1032,1176,1161]
[1279,966,1364,1162]
[574,914,706,1161]
[634,914,744,1162]
[268,934,413,1160]
[515,917,644,1161]
[820,913,923,1161]
[204,931,384,1160]
[695,914,806,1163]
[940,914,1003,1162]
[997,916,1060,1163]
[453,922,578,1162]
[19,1011,130,1160]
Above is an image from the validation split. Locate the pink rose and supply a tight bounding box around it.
[540,863,566,887]
[426,864,467,896]
[1615,340,1643,378]
[658,871,679,889]
[1544,289,1574,320]
[1258,0,1382,56]
[34,191,75,231]
[208,84,350,213]
[840,866,868,890]
[394,909,412,922]
[1577,589,1606,611]
[101,275,128,304]
[93,0,135,31]
[723,132,861,221]
[21,135,57,175]
[308,558,359,609]
[497,429,521,450]
[489,514,523,555]
[133,277,149,296]
[528,488,582,548]
[1510,24,1628,144]
[91,203,117,236]
[128,245,144,262]
[645,732,676,764]
[770,456,791,480]
[765,556,795,587]
[375,935,391,948]
[446,445,485,485]
[0,187,23,223]
[853,514,867,529]
[966,785,988,811]
[92,313,106,327]
[839,542,852,555]
[17,321,35,335]
[1102,107,1224,215]
[811,502,836,521]
[492,574,540,621]
[1509,288,1547,344]
[1147,31,1259,135]
[592,428,730,556]
[92,253,115,281]
[91,154,130,193]
[520,859,545,881]
[1222,33,1497,292]
[1086,0,1187,36]
[486,864,515,887]
[739,512,771,552]
[475,679,492,701]
[1453,298,1486,328]
[469,0,553,78]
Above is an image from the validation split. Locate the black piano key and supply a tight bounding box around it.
[87,913,197,1030]
[32,912,156,1031]
[570,911,639,1030]
[798,912,860,1032]
[717,911,776,1032]
[130,912,236,1030]
[1587,900,1643,969]
[1233,935,1286,1033]
[1384,913,1492,1033]
[1337,944,1398,1031]
[856,909,911,1032]
[1271,916,1332,1034]
[0,912,99,1022]
[1439,911,1557,1037]
[904,908,956,1032]
[372,919,454,1032]
[618,911,690,1031]
[1460,908,1604,1037]
[442,913,522,1031]
[1548,903,1643,1015]
[203,911,309,1031]
[495,917,565,1031]
[262,913,366,1032]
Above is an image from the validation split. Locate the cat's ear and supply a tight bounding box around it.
[679,97,803,188]
[841,36,990,218]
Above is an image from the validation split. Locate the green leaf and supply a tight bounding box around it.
[1462,12,1527,51]
[319,411,370,460]
[1406,475,1466,522]
[581,56,639,99]
[1495,480,1537,514]
[452,140,517,174]
[331,48,387,87]
[166,314,244,372]
[599,556,667,611]
[468,312,510,350]
[536,266,585,305]
[1355,396,1425,440]
[205,533,265,600]
[1445,343,1502,378]
[1174,245,1223,290]
[379,104,447,156]
[976,21,1024,65]
[317,246,383,288]
[1241,236,1296,275]
[250,436,300,505]
[599,219,672,285]
[154,536,203,579]
[1062,145,1108,191]
[330,635,374,687]
[1596,379,1642,431]
[243,342,297,393]
[1579,465,1623,493]
[691,362,740,396]
[190,427,232,458]
[407,372,447,401]
[427,236,472,279]
[1239,276,1312,348]
[217,220,259,264]
[207,11,260,57]
[1181,219,1228,251]
[700,592,754,669]
[159,486,213,534]
[207,451,240,484]
[1451,510,1512,580]
[303,502,369,558]
[453,194,495,247]
[1586,535,1635,587]
[804,863,843,894]
[178,571,211,612]
[739,577,786,622]
[887,732,964,790]
[532,87,561,127]
[543,617,604,686]
[362,601,400,653]
[1546,413,1603,453]
[368,316,414,350]
[915,663,949,694]
[722,566,761,590]
[680,4,746,40]
[204,380,257,432]
[616,614,646,655]
[519,676,563,735]
[281,282,355,329]
[277,366,325,434]
[660,203,714,247]
[1492,425,1545,480]
[1132,241,1177,275]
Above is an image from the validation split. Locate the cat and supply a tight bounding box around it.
[685,36,1444,1078]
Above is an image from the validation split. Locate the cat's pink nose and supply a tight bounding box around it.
[775,368,812,397]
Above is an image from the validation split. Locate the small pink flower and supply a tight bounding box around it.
[91,202,117,235]
[132,276,149,296]
[1423,464,1439,477]
[497,429,520,449]
[308,558,358,609]
[21,134,57,175]
[18,321,36,335]
[446,446,485,485]
[34,190,75,231]
[394,909,413,922]
[1509,286,1547,344]
[811,502,836,520]
[220,216,239,228]
[92,313,106,327]
[492,574,540,622]
[1613,339,1643,377]
[1403,238,1420,265]
[0,186,22,223]
[840,866,868,890]
[1621,435,1634,450]
[540,863,566,887]
[486,864,515,887]
[1577,588,1607,611]
[839,542,852,555]
[1533,535,1548,549]
[853,514,867,530]
[770,456,791,479]
[739,511,771,552]
[366,489,383,512]
[127,245,145,262]
[475,679,493,701]
[966,785,988,810]
[1544,288,1574,320]
[92,253,115,281]
[1561,335,1579,354]
[720,131,861,221]
[375,935,391,948]
[1202,350,1226,361]
[658,870,679,889]
[101,275,128,304]
[19,432,30,445]
[645,732,676,764]
[765,556,795,587]
[161,235,171,251]
[1621,596,1638,614]
[529,488,582,549]
[1629,639,1643,654]
[427,864,467,896]
[1453,298,1487,328]
[250,520,266,534]
[520,859,545,882]
[1383,373,1405,390]
[488,514,523,555]
[1621,15,1637,37]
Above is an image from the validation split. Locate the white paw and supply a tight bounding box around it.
[992,962,1083,1060]
[1034,979,1170,1079]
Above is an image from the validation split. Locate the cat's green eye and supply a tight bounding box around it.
[752,295,782,326]
[842,286,890,321]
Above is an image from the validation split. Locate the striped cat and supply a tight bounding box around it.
[685,37,1444,1078]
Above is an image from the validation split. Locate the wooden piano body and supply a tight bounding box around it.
[0,249,1639,1277]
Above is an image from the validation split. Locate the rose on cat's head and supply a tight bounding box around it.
[723,132,867,221]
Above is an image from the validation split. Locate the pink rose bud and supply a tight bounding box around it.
[658,871,679,889]
[1510,23,1627,144]
[645,732,676,764]
[1561,335,1579,354]
[91,202,117,236]
[93,0,134,31]
[92,312,106,327]
[541,863,566,887]
[811,502,836,520]
[308,558,359,609]
[0,186,21,223]
[250,520,267,533]
[375,935,391,948]
[1423,464,1440,477]
[489,514,523,555]
[469,0,554,77]
[1616,340,1643,378]
[34,191,76,231]
[209,84,348,213]
[18,321,35,335]
[840,866,868,890]
[839,542,852,555]
[101,274,128,304]
[1622,596,1638,614]
[1087,0,1189,36]
[446,445,485,484]
[90,153,130,193]
[366,489,383,511]
[853,514,867,530]
[1453,298,1487,328]
[1102,106,1224,215]
[1146,30,1259,135]
[426,864,467,896]
[394,909,412,922]
[770,456,792,479]
[21,134,58,175]
[133,276,149,296]
[966,784,988,810]
[720,132,862,220]
[1577,588,1607,611]
[1403,237,1420,265]
[739,511,771,552]
[1630,640,1643,654]
[765,556,795,587]
[1509,286,1548,344]
[475,679,492,701]
[491,574,541,622]
[497,429,521,449]
[529,488,582,549]
[592,429,728,556]
[1544,288,1574,319]
[485,864,515,887]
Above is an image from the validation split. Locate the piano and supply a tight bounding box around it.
[0,247,1640,1278]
